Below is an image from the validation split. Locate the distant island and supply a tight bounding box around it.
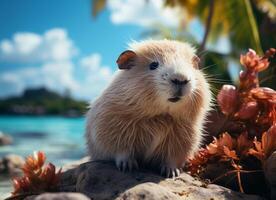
[0,88,87,117]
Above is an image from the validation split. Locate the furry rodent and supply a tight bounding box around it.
[86,39,212,177]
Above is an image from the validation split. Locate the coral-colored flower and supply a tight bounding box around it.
[22,151,46,176]
[188,48,276,192]
[249,136,265,161]
[217,85,239,115]
[249,124,276,162]
[11,151,61,196]
[235,101,258,120]
[223,146,238,160]
[236,132,253,155]
[188,148,211,175]
[251,87,276,102]
[206,140,219,155]
[206,132,252,160]
[206,133,236,158]
[210,133,233,151]
[40,163,61,186]
[240,49,270,72]
[217,133,235,149]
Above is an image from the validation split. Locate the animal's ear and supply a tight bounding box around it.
[192,55,200,69]
[116,50,137,70]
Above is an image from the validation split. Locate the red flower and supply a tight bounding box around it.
[249,124,276,161]
[217,85,239,115]
[11,151,61,196]
[235,101,258,120]
[22,151,46,176]
[240,49,269,72]
[251,87,276,103]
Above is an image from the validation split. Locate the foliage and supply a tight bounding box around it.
[165,0,275,53]
[0,87,87,116]
[91,0,276,90]
[92,0,106,17]
[92,0,275,55]
[187,48,276,195]
[8,151,61,199]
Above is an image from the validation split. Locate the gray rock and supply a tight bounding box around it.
[116,183,181,200]
[25,193,90,200]
[0,154,24,176]
[0,132,12,146]
[60,160,264,200]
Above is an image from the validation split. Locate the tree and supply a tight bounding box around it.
[91,0,276,89]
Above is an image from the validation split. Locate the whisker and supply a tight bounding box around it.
[206,79,231,84]
[197,49,209,57]
[200,64,218,71]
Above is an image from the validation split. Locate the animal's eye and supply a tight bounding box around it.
[149,61,159,70]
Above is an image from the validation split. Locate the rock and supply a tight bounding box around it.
[25,192,90,200]
[0,131,13,146]
[116,183,181,200]
[0,154,24,176]
[59,160,264,200]
[264,151,276,200]
[62,157,90,172]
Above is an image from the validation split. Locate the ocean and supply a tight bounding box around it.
[0,115,86,199]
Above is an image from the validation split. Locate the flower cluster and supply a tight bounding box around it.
[11,151,61,197]
[217,48,276,137]
[188,132,252,174]
[187,48,276,192]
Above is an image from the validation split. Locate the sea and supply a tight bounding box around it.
[0,115,86,199]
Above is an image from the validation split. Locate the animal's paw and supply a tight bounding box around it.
[115,154,138,172]
[160,165,182,178]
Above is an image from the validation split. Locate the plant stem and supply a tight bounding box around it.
[211,169,263,184]
[198,0,215,55]
[237,170,244,193]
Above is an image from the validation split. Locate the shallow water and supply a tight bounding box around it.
[0,115,86,199]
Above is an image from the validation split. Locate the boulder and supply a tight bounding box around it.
[0,154,24,176]
[59,160,264,200]
[25,193,90,200]
[0,132,13,146]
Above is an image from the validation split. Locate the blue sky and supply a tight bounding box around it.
[0,0,141,67]
[0,0,145,100]
[0,0,229,100]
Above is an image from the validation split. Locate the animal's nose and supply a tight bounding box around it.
[171,79,189,86]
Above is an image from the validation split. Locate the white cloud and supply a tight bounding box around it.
[0,61,79,98]
[107,0,181,27]
[75,54,114,100]
[0,28,78,63]
[0,54,114,100]
[0,29,114,100]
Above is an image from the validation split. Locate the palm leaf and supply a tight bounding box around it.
[92,0,107,17]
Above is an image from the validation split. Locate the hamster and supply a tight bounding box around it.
[86,39,212,177]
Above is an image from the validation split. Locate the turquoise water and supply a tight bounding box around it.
[0,115,86,198]
[0,115,86,165]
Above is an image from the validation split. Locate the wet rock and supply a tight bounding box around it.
[0,131,13,146]
[0,154,24,176]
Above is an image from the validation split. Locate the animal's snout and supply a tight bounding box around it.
[168,75,191,101]
[171,79,189,86]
